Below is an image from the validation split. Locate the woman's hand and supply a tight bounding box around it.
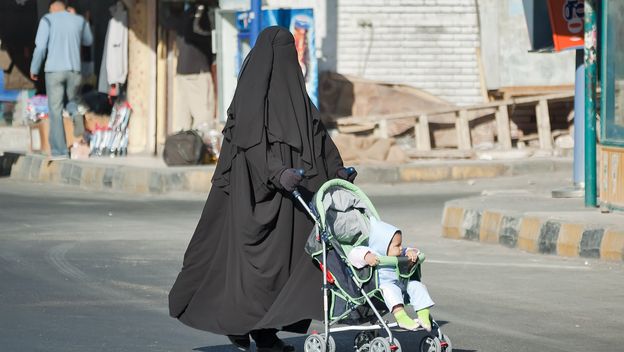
[364,252,379,267]
[336,167,357,182]
[279,168,303,192]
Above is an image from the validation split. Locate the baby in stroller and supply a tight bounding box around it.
[348,218,435,332]
[300,179,451,352]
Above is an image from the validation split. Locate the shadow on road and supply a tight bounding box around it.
[193,344,243,352]
[193,330,476,352]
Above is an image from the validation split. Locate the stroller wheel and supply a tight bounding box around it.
[304,334,336,352]
[369,337,394,352]
[419,336,442,352]
[440,334,452,352]
[353,331,375,352]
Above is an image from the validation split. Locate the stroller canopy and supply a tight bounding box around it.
[312,179,380,246]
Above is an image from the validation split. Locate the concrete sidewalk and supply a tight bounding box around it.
[6,152,573,194]
[441,191,624,262]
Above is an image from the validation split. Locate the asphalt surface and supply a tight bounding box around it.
[1,173,623,352]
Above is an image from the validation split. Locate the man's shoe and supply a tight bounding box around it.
[256,339,295,352]
[227,334,251,351]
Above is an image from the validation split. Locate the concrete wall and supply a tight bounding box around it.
[334,0,484,106]
[477,0,575,89]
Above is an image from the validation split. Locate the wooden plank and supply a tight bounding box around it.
[336,122,376,134]
[469,107,497,120]
[376,119,389,139]
[498,85,575,97]
[475,47,490,102]
[455,110,471,150]
[536,99,553,150]
[415,115,431,151]
[495,105,512,149]
[334,92,574,125]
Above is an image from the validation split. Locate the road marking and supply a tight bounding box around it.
[428,259,591,270]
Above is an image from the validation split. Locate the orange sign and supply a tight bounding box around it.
[547,0,585,51]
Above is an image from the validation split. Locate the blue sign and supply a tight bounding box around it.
[236,8,319,107]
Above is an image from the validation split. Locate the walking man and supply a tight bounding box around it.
[30,0,93,160]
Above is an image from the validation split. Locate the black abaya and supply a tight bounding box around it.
[168,26,344,335]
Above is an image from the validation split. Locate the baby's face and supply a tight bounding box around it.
[387,232,403,256]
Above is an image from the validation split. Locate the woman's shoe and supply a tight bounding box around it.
[227,334,251,351]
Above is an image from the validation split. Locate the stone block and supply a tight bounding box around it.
[102,168,115,188]
[580,228,604,258]
[538,221,561,254]
[400,166,450,182]
[441,206,465,239]
[9,156,25,179]
[69,164,82,186]
[479,211,502,243]
[166,172,186,192]
[59,163,73,184]
[461,209,481,241]
[80,167,97,189]
[451,164,506,180]
[149,173,165,194]
[556,223,584,257]
[358,166,400,183]
[599,229,624,261]
[517,217,542,253]
[20,156,33,180]
[28,157,42,181]
[120,169,149,193]
[186,171,213,193]
[45,161,61,183]
[498,215,520,248]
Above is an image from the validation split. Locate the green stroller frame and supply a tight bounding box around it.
[293,179,452,352]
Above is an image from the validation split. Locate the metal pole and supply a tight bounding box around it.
[249,0,262,47]
[584,0,598,207]
[574,50,585,187]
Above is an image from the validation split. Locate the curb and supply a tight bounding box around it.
[441,205,624,262]
[338,158,572,184]
[8,154,573,195]
[9,154,214,195]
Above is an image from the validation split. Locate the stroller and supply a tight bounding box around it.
[294,178,452,352]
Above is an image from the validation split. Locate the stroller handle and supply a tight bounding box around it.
[291,187,320,225]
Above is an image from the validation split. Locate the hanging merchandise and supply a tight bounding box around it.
[25,94,48,123]
[90,100,132,157]
[98,1,128,96]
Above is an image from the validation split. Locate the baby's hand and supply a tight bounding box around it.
[405,248,420,263]
[364,252,379,267]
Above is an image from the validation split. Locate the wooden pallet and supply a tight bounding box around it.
[336,92,574,152]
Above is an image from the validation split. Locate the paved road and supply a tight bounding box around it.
[1,173,623,352]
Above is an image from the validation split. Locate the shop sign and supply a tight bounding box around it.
[547,0,585,51]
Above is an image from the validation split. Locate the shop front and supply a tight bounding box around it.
[598,0,624,211]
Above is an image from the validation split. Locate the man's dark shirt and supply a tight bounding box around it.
[162,6,212,75]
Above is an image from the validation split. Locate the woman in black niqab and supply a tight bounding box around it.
[169,26,354,351]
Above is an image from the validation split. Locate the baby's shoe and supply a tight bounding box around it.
[416,309,432,332]
[393,309,420,331]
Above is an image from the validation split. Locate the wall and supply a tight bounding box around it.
[335,0,484,106]
[477,0,575,89]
